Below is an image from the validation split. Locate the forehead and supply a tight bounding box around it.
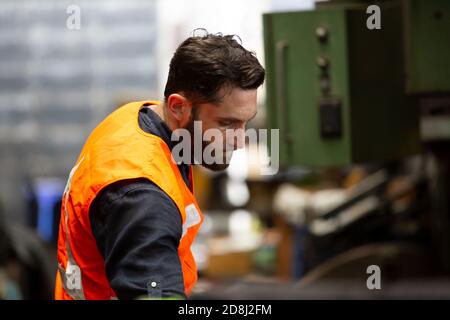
[201,87,258,120]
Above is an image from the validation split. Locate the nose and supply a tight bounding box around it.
[236,130,246,150]
[230,127,246,150]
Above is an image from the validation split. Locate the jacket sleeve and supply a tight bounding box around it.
[89,178,186,299]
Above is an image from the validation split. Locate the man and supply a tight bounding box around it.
[55,32,265,300]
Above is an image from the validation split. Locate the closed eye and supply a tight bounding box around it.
[218,120,235,126]
[218,112,257,127]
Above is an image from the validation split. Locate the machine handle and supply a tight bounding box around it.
[275,40,292,146]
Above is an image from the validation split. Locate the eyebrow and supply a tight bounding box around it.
[219,111,258,123]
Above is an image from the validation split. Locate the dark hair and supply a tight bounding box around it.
[164,30,265,104]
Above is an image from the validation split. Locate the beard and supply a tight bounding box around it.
[200,149,232,171]
[183,109,232,172]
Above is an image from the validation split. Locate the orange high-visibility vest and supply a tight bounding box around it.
[55,101,203,300]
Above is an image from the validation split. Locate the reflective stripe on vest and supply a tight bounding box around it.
[59,157,85,300]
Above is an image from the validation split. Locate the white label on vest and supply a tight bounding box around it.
[66,262,82,290]
[182,204,201,237]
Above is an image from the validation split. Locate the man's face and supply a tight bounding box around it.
[186,87,258,171]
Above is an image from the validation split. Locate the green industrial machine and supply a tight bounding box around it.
[403,0,450,94]
[263,0,450,167]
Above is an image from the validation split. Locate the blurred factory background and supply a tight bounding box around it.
[1,0,450,299]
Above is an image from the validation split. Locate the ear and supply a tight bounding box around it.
[166,93,193,127]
